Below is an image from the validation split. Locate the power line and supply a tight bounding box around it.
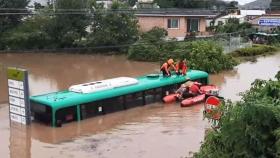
[0,31,251,53]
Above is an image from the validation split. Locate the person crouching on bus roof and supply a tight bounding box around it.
[175,59,187,75]
[160,59,176,77]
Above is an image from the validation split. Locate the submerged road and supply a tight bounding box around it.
[0,52,279,158]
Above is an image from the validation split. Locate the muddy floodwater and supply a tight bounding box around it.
[0,52,279,158]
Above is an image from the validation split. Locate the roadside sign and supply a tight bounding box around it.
[204,96,221,120]
[258,19,280,26]
[7,67,31,125]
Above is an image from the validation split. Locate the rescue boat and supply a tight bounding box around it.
[180,94,206,107]
[162,85,220,106]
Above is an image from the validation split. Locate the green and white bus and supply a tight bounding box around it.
[30,70,208,127]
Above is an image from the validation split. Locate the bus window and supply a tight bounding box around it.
[155,88,163,101]
[80,101,103,119]
[145,88,162,104]
[162,84,178,96]
[31,101,52,125]
[100,96,125,114]
[56,106,77,125]
[125,92,144,109]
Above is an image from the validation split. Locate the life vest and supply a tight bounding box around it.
[176,62,187,74]
[161,62,171,71]
[189,84,200,94]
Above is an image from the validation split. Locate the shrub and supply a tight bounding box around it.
[195,71,280,158]
[127,42,161,62]
[141,27,168,44]
[128,27,169,62]
[128,39,238,73]
[166,40,238,73]
[185,40,237,73]
[3,16,52,50]
[232,44,277,57]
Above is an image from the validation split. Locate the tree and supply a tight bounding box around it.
[154,0,176,8]
[225,0,239,14]
[34,2,44,10]
[0,0,30,49]
[44,0,91,48]
[127,0,137,6]
[155,0,228,9]
[214,18,252,33]
[141,27,168,44]
[86,1,139,51]
[0,0,30,33]
[4,15,52,50]
[270,0,280,10]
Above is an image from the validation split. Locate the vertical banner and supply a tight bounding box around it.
[7,67,31,125]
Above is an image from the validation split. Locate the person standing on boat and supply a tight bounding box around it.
[175,59,187,75]
[176,81,201,99]
[160,59,176,77]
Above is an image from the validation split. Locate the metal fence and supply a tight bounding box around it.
[186,31,253,53]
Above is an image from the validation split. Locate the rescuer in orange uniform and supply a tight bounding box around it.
[160,59,176,77]
[175,59,187,75]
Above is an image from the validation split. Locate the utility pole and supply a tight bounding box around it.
[52,0,56,11]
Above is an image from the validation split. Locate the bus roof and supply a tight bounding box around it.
[30,70,208,111]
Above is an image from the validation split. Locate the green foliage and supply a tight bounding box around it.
[86,1,138,51]
[195,71,280,158]
[44,0,90,48]
[232,44,277,57]
[185,40,237,73]
[155,0,228,9]
[154,0,176,8]
[141,27,168,44]
[129,31,237,73]
[213,18,253,33]
[128,27,167,61]
[127,0,137,6]
[0,0,140,51]
[0,0,30,49]
[271,0,280,10]
[128,42,161,61]
[3,16,51,50]
[0,0,30,34]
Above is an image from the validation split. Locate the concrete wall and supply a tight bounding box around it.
[199,17,206,32]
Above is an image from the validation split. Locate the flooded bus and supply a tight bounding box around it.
[30,70,208,127]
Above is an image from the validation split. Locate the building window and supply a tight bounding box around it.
[168,18,179,29]
[187,18,200,32]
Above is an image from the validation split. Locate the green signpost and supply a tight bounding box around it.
[7,67,31,125]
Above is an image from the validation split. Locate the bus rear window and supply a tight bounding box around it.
[30,101,52,125]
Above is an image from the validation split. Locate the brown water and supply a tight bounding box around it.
[0,52,279,158]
